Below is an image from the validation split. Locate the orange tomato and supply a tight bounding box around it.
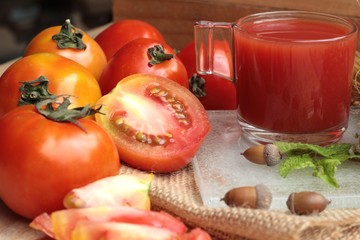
[0,52,102,117]
[24,19,107,80]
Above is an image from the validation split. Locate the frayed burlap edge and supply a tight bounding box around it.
[352,51,360,105]
[120,163,360,240]
[119,51,360,240]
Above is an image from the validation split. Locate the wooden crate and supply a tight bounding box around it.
[113,0,360,50]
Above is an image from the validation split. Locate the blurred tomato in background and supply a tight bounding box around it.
[178,40,237,110]
[0,0,112,63]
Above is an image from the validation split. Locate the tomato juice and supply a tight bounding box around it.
[235,15,357,135]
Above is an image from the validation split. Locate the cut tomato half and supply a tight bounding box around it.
[95,74,210,173]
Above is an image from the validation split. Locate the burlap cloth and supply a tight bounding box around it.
[118,52,360,240]
[119,163,360,240]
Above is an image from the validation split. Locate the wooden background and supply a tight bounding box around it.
[113,0,360,50]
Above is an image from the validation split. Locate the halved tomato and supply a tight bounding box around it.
[95,74,210,173]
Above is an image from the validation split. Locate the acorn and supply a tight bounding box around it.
[221,184,272,209]
[241,144,283,166]
[286,191,331,215]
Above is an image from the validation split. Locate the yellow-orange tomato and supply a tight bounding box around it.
[24,20,107,80]
[0,52,102,117]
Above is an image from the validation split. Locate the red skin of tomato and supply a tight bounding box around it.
[0,105,120,219]
[0,52,102,118]
[24,25,107,80]
[96,74,210,173]
[95,19,165,61]
[177,41,237,110]
[98,38,188,95]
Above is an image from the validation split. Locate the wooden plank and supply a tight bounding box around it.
[212,0,360,16]
[113,0,360,50]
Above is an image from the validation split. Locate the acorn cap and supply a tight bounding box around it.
[263,144,283,166]
[242,144,283,166]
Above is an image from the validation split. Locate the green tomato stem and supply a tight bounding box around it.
[18,76,57,106]
[52,19,86,50]
[18,75,102,133]
[147,44,173,66]
[189,74,206,98]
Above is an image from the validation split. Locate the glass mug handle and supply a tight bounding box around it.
[194,21,234,81]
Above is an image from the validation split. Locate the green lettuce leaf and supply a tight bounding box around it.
[313,158,342,188]
[275,142,360,188]
[274,142,352,158]
[279,154,316,178]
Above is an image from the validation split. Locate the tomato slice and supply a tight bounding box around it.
[63,174,153,211]
[95,74,210,173]
[35,206,188,240]
[71,221,179,240]
[30,206,211,240]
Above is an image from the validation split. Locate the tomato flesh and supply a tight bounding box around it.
[49,206,187,239]
[96,74,210,173]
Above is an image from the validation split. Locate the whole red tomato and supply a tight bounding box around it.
[96,74,210,173]
[0,52,102,117]
[98,38,188,95]
[95,19,165,61]
[0,105,120,219]
[177,40,237,110]
[24,19,107,80]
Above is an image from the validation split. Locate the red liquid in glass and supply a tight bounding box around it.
[235,19,357,133]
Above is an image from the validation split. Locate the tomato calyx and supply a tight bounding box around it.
[189,74,206,98]
[18,76,57,106]
[147,45,173,66]
[36,97,102,132]
[52,19,86,50]
[18,75,102,132]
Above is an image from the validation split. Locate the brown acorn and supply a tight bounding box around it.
[286,191,331,215]
[242,144,283,166]
[221,184,272,209]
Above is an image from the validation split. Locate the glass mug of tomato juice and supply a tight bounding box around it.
[194,11,358,144]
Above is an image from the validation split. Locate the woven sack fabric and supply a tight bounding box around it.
[352,52,360,105]
[121,52,360,240]
[120,164,360,240]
